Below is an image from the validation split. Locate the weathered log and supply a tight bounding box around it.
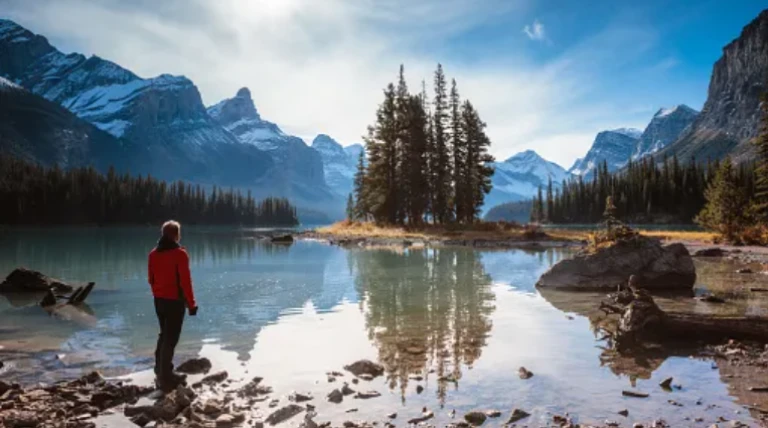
[613,290,768,347]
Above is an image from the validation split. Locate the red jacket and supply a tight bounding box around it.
[148,243,196,309]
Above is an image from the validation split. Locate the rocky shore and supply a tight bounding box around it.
[2,350,766,428]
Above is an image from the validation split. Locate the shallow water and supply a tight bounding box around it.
[0,228,766,426]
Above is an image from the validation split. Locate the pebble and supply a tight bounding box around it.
[518,367,534,379]
[618,409,629,417]
[507,409,531,424]
[464,411,487,425]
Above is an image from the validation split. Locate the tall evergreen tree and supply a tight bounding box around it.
[535,187,544,223]
[346,193,355,220]
[432,64,452,223]
[353,150,368,220]
[449,79,467,221]
[364,83,398,223]
[695,157,749,242]
[460,100,495,222]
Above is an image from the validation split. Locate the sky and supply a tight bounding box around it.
[2,0,765,169]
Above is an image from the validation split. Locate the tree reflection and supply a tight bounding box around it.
[351,247,495,403]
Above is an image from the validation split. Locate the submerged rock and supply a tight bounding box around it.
[327,389,343,404]
[659,377,674,389]
[343,360,384,378]
[518,367,533,379]
[464,411,487,425]
[507,409,531,425]
[265,404,304,425]
[536,238,696,290]
[694,248,726,257]
[0,267,75,293]
[353,390,381,399]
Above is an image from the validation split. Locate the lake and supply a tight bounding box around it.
[0,227,765,427]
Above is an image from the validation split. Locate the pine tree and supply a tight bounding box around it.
[449,79,467,222]
[346,193,355,220]
[752,90,768,224]
[695,157,749,243]
[394,65,410,224]
[536,187,544,223]
[364,83,398,223]
[432,64,452,223]
[460,100,495,222]
[545,178,553,223]
[353,150,368,220]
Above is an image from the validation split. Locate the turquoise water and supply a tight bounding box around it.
[0,228,762,426]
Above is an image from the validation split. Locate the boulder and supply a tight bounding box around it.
[0,267,74,293]
[265,404,304,425]
[343,360,384,378]
[176,358,212,375]
[536,238,696,290]
[464,411,487,425]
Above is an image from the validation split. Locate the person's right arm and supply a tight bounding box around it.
[177,249,197,315]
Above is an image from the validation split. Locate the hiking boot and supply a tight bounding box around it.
[156,372,187,392]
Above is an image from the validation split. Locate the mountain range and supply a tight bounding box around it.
[0,18,348,220]
[2,8,767,221]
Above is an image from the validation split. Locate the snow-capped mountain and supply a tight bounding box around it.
[0,18,274,186]
[568,129,641,178]
[311,134,360,198]
[0,75,140,170]
[207,88,331,202]
[632,105,698,160]
[484,150,570,210]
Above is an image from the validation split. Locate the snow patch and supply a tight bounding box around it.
[0,76,21,90]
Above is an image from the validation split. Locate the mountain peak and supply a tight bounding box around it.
[610,128,643,139]
[312,134,341,148]
[654,104,698,119]
[505,149,542,163]
[236,87,252,100]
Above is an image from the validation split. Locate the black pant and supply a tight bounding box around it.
[154,298,185,380]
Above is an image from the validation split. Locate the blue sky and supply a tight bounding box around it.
[3,0,765,168]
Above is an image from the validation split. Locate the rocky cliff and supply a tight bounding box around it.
[568,129,641,178]
[660,10,768,162]
[633,105,699,160]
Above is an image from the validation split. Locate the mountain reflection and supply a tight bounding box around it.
[351,247,495,402]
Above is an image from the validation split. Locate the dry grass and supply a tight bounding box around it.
[314,221,586,242]
[315,221,716,245]
[637,229,717,243]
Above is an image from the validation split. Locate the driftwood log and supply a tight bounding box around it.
[604,288,768,351]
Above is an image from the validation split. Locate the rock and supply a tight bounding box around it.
[327,389,343,404]
[271,235,294,244]
[552,415,568,424]
[341,383,355,396]
[518,367,533,379]
[131,413,153,427]
[416,385,424,394]
[408,410,435,424]
[464,411,487,425]
[0,267,75,293]
[176,358,212,374]
[618,409,629,417]
[659,377,674,389]
[289,391,313,403]
[623,390,649,398]
[536,238,696,290]
[351,378,359,384]
[485,410,501,418]
[354,390,381,399]
[239,377,271,397]
[387,413,397,419]
[343,360,384,378]
[200,371,228,385]
[203,399,225,415]
[2,411,40,427]
[358,374,374,381]
[633,424,644,428]
[736,268,753,274]
[697,294,726,303]
[216,413,244,427]
[694,248,726,257]
[265,404,304,425]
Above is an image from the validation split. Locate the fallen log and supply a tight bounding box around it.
[605,289,768,349]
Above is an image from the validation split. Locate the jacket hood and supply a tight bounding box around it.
[156,236,181,252]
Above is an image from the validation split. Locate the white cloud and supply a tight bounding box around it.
[3,0,674,169]
[523,19,546,41]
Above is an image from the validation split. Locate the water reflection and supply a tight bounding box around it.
[351,248,494,402]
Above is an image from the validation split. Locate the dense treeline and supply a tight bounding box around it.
[351,65,494,225]
[483,200,532,223]
[0,155,298,226]
[530,88,768,245]
[530,156,754,224]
